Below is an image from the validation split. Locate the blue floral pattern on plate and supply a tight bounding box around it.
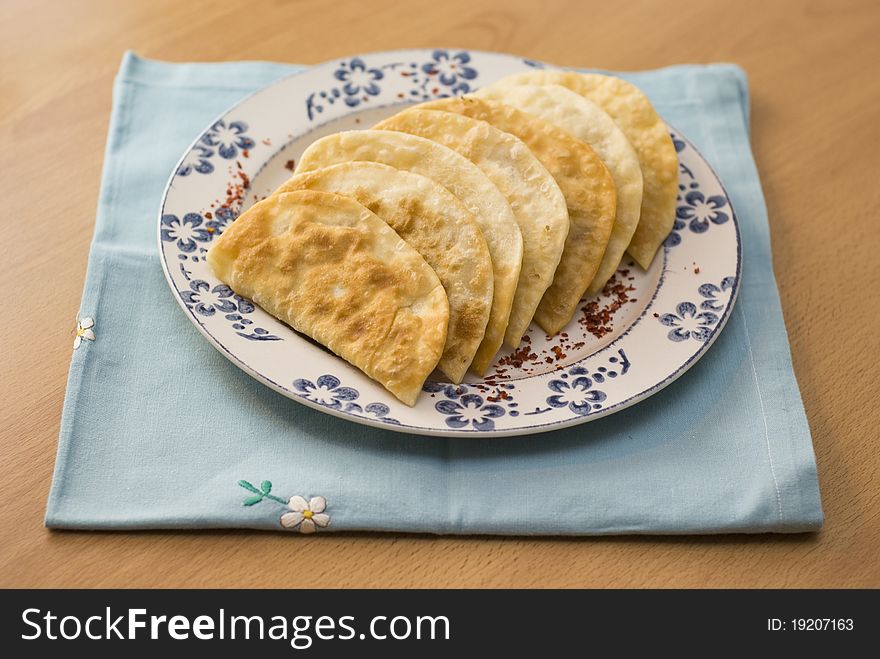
[546,377,608,416]
[334,57,384,105]
[179,280,280,341]
[293,375,401,424]
[308,57,399,119]
[421,49,477,94]
[201,119,255,159]
[306,50,480,119]
[666,178,730,248]
[161,213,211,252]
[699,277,736,311]
[665,133,729,248]
[180,280,237,316]
[659,302,719,342]
[294,374,359,409]
[436,393,505,431]
[524,350,631,417]
[177,145,214,176]
[678,189,729,233]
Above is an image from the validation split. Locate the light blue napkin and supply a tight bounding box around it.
[45,52,822,535]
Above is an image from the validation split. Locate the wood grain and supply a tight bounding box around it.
[1,0,878,588]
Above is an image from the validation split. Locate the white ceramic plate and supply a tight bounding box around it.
[158,49,741,437]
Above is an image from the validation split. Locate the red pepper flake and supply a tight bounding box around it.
[204,211,213,219]
[355,117,361,124]
[487,389,511,403]
[694,266,701,274]
[545,356,553,364]
[653,312,659,318]
[573,341,585,349]
[242,149,250,158]
[236,160,242,170]
[497,343,538,369]
[284,159,296,171]
[214,168,254,216]
[400,71,412,77]
[397,93,405,99]
[578,274,636,339]
[431,87,439,95]
[551,345,566,361]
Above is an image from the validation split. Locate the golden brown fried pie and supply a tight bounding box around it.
[206,190,449,405]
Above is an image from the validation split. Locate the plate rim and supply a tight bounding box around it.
[157,48,742,438]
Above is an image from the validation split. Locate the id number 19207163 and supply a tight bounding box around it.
[767,618,854,631]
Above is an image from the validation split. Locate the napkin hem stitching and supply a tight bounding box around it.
[738,307,783,522]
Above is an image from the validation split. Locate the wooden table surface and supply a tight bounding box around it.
[2,0,878,588]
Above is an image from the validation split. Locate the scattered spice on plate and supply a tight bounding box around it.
[284,159,296,171]
[578,274,635,339]
[497,335,537,370]
[212,167,253,217]
[486,389,511,403]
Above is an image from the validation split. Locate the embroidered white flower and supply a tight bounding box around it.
[280,495,330,534]
[74,316,96,349]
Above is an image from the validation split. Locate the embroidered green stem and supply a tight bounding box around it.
[238,479,288,506]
